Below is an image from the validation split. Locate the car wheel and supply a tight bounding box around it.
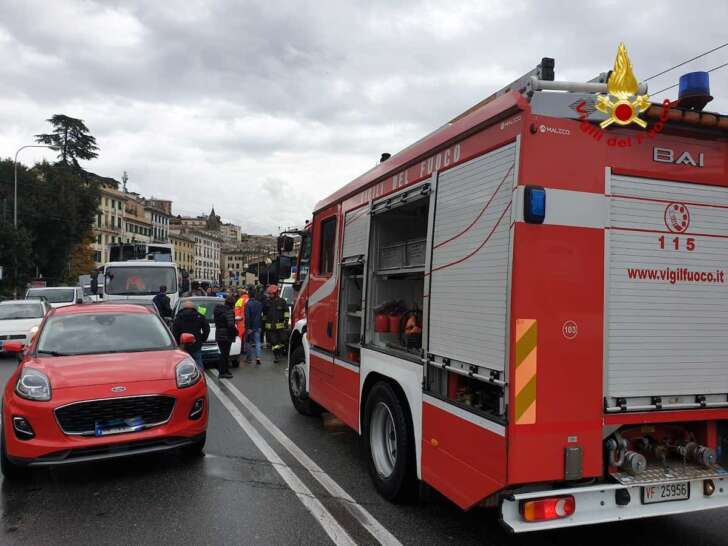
[363,382,417,503]
[1,427,29,480]
[182,434,206,457]
[288,346,321,416]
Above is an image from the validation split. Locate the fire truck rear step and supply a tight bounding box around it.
[611,462,728,486]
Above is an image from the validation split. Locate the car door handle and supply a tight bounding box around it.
[326,321,333,337]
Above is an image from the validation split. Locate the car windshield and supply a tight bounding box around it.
[0,303,44,320]
[178,298,220,323]
[280,285,293,305]
[36,312,174,355]
[105,266,177,296]
[26,288,75,304]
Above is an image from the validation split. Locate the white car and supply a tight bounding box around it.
[25,286,87,308]
[0,299,51,351]
[173,297,242,367]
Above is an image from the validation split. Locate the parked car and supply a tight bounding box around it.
[25,286,88,308]
[1,303,207,479]
[173,297,241,367]
[0,300,52,352]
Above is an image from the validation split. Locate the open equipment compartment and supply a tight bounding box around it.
[337,205,371,364]
[337,260,365,362]
[365,183,430,360]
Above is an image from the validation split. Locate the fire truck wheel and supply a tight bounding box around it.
[364,382,417,502]
[288,346,321,416]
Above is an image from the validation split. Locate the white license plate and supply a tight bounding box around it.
[642,482,690,504]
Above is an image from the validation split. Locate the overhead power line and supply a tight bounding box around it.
[651,60,728,96]
[644,42,728,81]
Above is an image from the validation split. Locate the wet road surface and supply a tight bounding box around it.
[1,353,726,545]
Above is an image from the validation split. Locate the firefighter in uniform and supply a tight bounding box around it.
[263,284,290,363]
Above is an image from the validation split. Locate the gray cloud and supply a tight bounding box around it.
[1,0,726,232]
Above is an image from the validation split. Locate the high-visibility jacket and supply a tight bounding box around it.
[234,295,249,337]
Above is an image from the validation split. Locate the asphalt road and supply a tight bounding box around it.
[1,352,727,545]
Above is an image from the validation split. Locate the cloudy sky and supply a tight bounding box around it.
[1,0,726,233]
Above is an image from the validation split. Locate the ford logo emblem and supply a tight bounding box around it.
[111,386,127,393]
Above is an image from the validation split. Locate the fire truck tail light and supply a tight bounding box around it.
[520,495,575,522]
[524,186,546,224]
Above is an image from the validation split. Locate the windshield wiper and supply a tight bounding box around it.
[37,350,71,357]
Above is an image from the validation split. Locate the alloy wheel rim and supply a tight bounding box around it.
[370,402,397,478]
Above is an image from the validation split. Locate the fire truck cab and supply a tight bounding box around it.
[287,53,728,532]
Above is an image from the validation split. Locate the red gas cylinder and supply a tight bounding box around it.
[375,313,390,333]
[389,313,402,334]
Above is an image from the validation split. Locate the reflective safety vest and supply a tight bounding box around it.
[235,295,249,335]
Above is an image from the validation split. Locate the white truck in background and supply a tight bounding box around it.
[93,261,180,310]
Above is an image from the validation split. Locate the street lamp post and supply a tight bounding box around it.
[12,144,56,296]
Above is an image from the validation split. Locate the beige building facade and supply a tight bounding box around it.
[91,183,128,266]
[170,231,195,276]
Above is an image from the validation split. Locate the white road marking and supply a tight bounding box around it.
[211,370,403,546]
[206,378,356,546]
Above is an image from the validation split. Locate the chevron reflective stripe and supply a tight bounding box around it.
[514,319,537,425]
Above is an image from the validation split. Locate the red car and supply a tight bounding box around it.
[1,303,207,479]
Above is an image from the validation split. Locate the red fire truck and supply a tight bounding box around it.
[286,52,728,531]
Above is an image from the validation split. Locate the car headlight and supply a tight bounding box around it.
[176,358,201,388]
[15,368,51,401]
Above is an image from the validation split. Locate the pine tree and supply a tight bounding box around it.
[34,114,99,169]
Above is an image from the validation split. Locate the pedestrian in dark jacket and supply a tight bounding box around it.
[173,301,210,370]
[214,295,237,378]
[245,288,264,366]
[152,285,172,320]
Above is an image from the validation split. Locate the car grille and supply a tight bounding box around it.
[55,396,175,435]
[0,334,26,341]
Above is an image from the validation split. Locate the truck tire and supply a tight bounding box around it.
[288,346,321,416]
[1,427,28,481]
[363,382,417,502]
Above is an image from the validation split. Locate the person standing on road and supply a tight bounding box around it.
[234,287,249,353]
[173,300,210,370]
[153,285,172,321]
[214,295,237,379]
[245,288,264,366]
[262,284,289,363]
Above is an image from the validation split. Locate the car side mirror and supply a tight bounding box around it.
[180,332,196,345]
[3,341,25,353]
[76,298,84,304]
